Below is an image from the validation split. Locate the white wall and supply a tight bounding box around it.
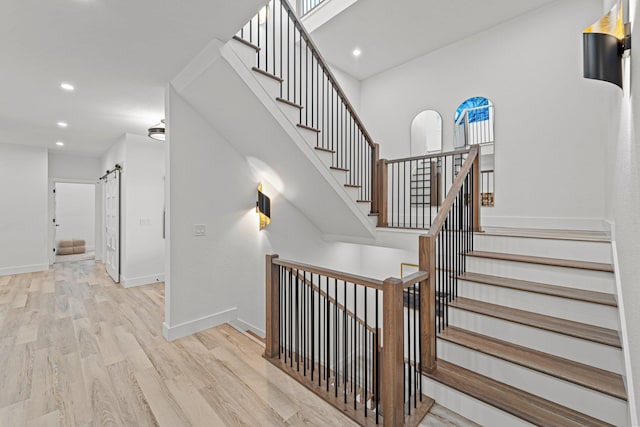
[604,0,640,422]
[165,85,363,339]
[0,143,49,275]
[49,152,100,181]
[359,0,610,228]
[330,62,362,112]
[55,183,96,249]
[100,134,165,287]
[122,134,165,286]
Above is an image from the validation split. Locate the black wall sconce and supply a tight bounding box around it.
[257,184,271,230]
[583,1,631,89]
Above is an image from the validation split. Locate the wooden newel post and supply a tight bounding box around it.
[378,159,389,227]
[382,277,405,427]
[371,143,380,214]
[419,235,437,373]
[471,146,481,232]
[265,254,280,358]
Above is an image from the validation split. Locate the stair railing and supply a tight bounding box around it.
[237,0,379,211]
[297,0,326,16]
[377,147,471,229]
[453,104,495,148]
[265,254,431,426]
[419,145,480,372]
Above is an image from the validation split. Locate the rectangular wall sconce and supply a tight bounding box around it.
[583,1,631,89]
[257,183,271,230]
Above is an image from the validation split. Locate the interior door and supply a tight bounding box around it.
[104,171,120,283]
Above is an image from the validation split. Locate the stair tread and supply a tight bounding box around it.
[425,360,614,427]
[344,184,361,188]
[458,272,617,306]
[231,35,260,52]
[296,123,321,133]
[440,326,626,400]
[251,66,283,83]
[450,297,621,348]
[466,250,614,272]
[330,166,349,172]
[276,97,303,109]
[314,147,335,153]
[357,200,372,203]
[478,226,611,243]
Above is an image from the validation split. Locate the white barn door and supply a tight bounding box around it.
[104,171,120,283]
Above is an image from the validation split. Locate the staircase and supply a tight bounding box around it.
[423,228,628,426]
[176,0,632,425]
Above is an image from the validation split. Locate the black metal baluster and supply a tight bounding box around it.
[326,274,330,391]
[364,286,368,417]
[303,271,307,376]
[311,269,315,380]
[353,283,357,410]
[334,277,338,397]
[375,290,379,424]
[343,279,347,404]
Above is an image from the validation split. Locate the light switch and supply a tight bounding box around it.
[194,224,206,236]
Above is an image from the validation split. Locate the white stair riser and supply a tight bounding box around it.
[343,186,359,201]
[251,70,282,99]
[438,340,629,426]
[458,280,620,329]
[420,377,534,427]
[229,40,258,69]
[296,127,319,146]
[357,202,371,216]
[447,307,625,374]
[276,101,302,125]
[314,150,333,168]
[465,257,615,294]
[330,169,348,183]
[474,234,612,264]
[368,215,378,227]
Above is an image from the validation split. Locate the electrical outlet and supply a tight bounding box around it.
[140,217,152,226]
[194,224,206,236]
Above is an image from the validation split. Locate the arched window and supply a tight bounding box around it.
[453,97,494,148]
[410,110,442,155]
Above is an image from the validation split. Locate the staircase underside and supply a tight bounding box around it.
[176,41,375,239]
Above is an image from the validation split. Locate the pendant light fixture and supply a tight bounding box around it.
[148,119,166,141]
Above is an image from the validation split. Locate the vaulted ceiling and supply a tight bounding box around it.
[308,0,560,79]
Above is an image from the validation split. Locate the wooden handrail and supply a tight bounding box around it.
[273,258,384,289]
[385,147,471,165]
[401,271,429,289]
[427,145,480,237]
[279,0,376,148]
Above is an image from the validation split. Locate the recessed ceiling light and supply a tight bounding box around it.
[60,82,75,91]
[56,141,65,146]
[57,121,68,128]
[352,48,362,57]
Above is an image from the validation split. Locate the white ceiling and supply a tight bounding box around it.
[308,0,560,80]
[0,0,263,156]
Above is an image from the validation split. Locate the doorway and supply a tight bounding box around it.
[52,182,97,264]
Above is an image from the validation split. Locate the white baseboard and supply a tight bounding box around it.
[163,307,238,341]
[481,215,608,231]
[229,318,265,338]
[121,273,165,288]
[0,263,49,277]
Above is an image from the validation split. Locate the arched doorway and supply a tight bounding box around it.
[410,110,442,155]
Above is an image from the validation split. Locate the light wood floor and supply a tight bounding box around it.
[0,260,477,427]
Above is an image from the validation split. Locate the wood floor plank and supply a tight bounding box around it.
[450,297,621,348]
[134,367,191,427]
